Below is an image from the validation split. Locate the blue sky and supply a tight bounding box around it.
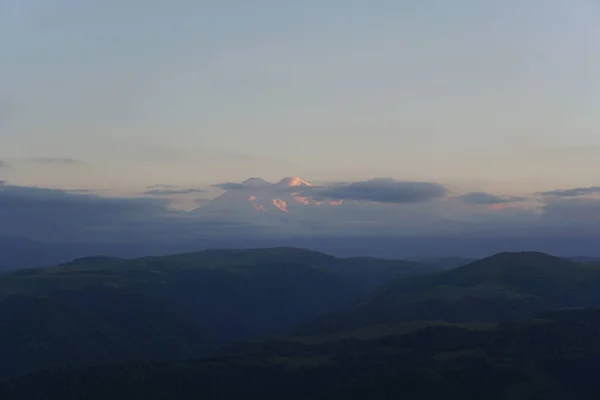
[1,0,599,195]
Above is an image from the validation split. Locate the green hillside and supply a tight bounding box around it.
[0,247,434,378]
[4,250,600,398]
[1,247,427,297]
[296,252,600,335]
[5,307,600,399]
[0,289,208,379]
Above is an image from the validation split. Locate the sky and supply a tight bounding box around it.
[1,0,599,191]
[1,1,600,254]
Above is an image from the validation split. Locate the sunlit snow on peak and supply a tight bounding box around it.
[276,177,312,187]
[272,199,289,212]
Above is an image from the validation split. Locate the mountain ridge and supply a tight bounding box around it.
[0,246,438,378]
[295,251,600,335]
[275,176,312,187]
[4,248,600,395]
[194,176,340,218]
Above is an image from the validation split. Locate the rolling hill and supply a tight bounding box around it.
[0,247,434,378]
[4,250,600,398]
[5,307,600,399]
[296,251,600,335]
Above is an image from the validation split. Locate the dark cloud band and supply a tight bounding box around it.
[1,179,600,247]
[144,188,207,196]
[538,186,600,198]
[301,179,448,204]
[458,192,527,205]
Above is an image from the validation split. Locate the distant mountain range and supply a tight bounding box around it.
[4,249,600,399]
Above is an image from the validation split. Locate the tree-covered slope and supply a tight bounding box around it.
[297,252,600,335]
[4,250,600,398]
[0,289,208,379]
[5,308,600,399]
[0,247,434,378]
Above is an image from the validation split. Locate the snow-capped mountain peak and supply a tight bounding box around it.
[194,177,340,222]
[276,177,312,187]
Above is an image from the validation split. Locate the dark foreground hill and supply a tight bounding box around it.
[0,247,433,378]
[4,307,600,399]
[4,250,600,398]
[297,251,600,335]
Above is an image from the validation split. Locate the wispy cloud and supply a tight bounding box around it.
[64,189,101,194]
[213,182,247,190]
[300,179,448,204]
[0,183,175,241]
[194,198,211,207]
[212,178,271,190]
[3,178,600,251]
[144,188,208,196]
[146,184,179,190]
[0,160,8,168]
[458,192,527,205]
[211,178,448,204]
[538,186,600,198]
[27,157,85,165]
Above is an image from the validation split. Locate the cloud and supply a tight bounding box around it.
[300,179,448,204]
[27,157,85,165]
[147,184,178,190]
[458,192,527,205]
[540,197,600,222]
[64,189,98,193]
[0,184,175,241]
[212,182,246,190]
[212,179,271,190]
[2,178,600,257]
[144,188,208,196]
[538,186,600,198]
[0,183,268,243]
[194,198,211,207]
[0,185,168,213]
[0,160,7,168]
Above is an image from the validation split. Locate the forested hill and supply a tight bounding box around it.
[296,251,600,335]
[4,307,600,399]
[0,247,436,378]
[4,249,600,399]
